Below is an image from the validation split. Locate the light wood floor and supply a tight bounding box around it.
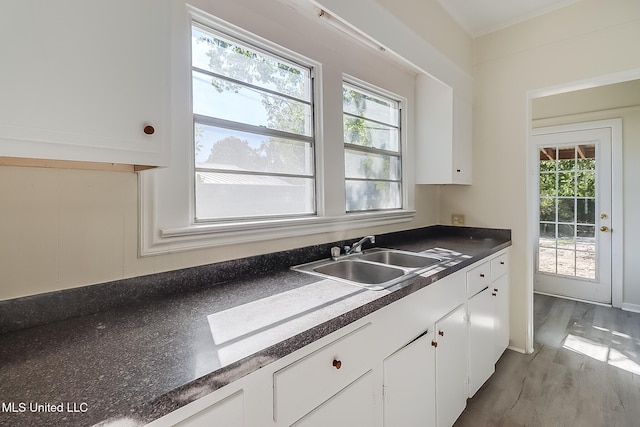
[454,293,640,427]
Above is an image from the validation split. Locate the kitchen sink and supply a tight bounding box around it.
[359,249,442,269]
[313,259,405,285]
[291,248,446,290]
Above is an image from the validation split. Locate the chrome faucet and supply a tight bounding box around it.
[345,235,375,255]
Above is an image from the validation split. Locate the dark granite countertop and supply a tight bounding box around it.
[0,226,510,427]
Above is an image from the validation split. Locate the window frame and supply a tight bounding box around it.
[342,78,404,213]
[190,22,318,223]
[138,5,415,256]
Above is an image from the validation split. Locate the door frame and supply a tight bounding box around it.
[524,68,637,353]
[532,123,615,303]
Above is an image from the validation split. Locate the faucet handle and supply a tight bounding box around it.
[331,246,341,258]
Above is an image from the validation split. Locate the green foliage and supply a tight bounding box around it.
[195,33,310,172]
[539,149,596,228]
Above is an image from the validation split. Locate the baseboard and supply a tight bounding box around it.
[622,303,640,313]
[534,291,612,307]
[507,345,528,354]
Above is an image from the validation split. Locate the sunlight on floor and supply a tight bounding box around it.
[563,330,640,375]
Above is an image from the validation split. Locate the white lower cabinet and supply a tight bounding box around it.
[492,273,510,363]
[273,323,375,426]
[174,391,244,427]
[383,331,436,427]
[467,287,495,397]
[147,250,510,427]
[291,370,376,426]
[434,304,469,427]
[145,388,245,427]
[466,249,511,398]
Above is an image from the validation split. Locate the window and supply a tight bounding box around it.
[343,81,402,212]
[191,23,316,221]
[140,6,416,255]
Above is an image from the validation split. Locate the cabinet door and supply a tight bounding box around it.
[273,323,374,425]
[492,274,510,362]
[415,74,472,185]
[146,390,244,427]
[467,288,495,397]
[0,0,170,167]
[435,304,468,427]
[291,370,376,427]
[383,331,436,427]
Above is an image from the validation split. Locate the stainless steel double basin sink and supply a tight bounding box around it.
[291,248,446,290]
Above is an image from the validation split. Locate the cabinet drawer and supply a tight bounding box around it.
[491,252,509,280]
[274,323,374,425]
[467,261,491,297]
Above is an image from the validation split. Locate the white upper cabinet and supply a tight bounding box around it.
[415,73,472,185]
[0,0,171,168]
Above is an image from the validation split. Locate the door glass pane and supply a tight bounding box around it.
[576,199,595,224]
[557,199,575,222]
[539,247,556,274]
[539,198,556,222]
[557,249,576,276]
[539,173,556,196]
[577,172,595,197]
[537,143,597,280]
[558,172,575,196]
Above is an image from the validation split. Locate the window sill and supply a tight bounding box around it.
[140,210,415,256]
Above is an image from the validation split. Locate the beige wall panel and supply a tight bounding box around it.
[440,1,640,350]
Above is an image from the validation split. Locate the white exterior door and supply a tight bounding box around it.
[533,126,612,303]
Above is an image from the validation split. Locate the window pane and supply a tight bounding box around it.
[557,198,575,222]
[345,149,400,180]
[192,21,316,223]
[539,198,556,222]
[539,147,556,171]
[538,247,556,274]
[193,71,313,136]
[577,225,595,239]
[576,198,595,224]
[557,249,576,276]
[576,252,596,279]
[196,173,314,219]
[539,173,556,196]
[577,172,595,197]
[343,81,402,213]
[343,84,398,126]
[195,124,313,176]
[192,26,310,101]
[577,145,595,170]
[343,116,399,152]
[558,172,575,196]
[558,224,575,239]
[346,181,401,211]
[540,223,556,242]
[557,147,575,170]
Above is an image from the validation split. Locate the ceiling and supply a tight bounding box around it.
[436,0,584,37]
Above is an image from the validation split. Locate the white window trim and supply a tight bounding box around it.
[138,4,415,256]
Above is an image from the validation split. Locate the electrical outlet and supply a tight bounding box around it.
[452,214,465,226]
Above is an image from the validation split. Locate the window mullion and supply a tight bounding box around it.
[194,114,314,144]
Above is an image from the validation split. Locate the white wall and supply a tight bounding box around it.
[532,80,640,310]
[439,0,640,351]
[376,0,472,73]
[0,0,442,301]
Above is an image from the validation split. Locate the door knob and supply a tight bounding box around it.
[600,226,609,232]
